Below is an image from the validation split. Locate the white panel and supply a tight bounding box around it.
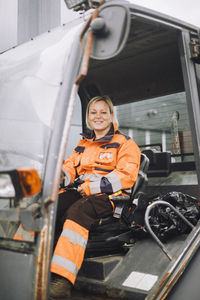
[61,0,79,24]
[122,271,158,291]
[18,0,61,44]
[0,0,18,52]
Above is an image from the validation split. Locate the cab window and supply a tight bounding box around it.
[117,91,193,163]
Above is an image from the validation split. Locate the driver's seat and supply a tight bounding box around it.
[85,153,149,257]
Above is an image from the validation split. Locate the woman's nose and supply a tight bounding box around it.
[96,112,101,118]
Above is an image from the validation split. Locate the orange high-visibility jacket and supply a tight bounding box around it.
[62,123,141,196]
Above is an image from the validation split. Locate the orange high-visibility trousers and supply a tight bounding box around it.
[51,191,113,285]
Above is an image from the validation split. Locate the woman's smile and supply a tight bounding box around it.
[88,100,113,139]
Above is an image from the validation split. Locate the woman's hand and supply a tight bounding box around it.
[77,185,86,197]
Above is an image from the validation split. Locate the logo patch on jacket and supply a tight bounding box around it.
[99,152,112,160]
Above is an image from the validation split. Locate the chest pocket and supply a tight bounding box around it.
[96,143,120,166]
[99,151,113,162]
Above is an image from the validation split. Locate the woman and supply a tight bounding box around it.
[50,95,141,299]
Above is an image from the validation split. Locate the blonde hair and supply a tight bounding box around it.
[86,95,118,130]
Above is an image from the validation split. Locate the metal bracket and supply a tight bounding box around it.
[113,204,124,218]
[21,203,42,232]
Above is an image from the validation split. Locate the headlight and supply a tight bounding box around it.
[0,174,15,198]
[0,169,41,199]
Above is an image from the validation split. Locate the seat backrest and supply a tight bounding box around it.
[130,153,149,200]
[142,149,171,177]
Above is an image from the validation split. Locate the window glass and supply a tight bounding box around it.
[65,96,82,158]
[116,92,194,163]
[0,24,83,241]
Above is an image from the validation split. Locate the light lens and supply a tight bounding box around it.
[0,174,15,198]
[0,169,41,199]
[17,169,42,198]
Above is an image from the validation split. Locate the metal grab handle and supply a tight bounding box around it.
[144,200,195,261]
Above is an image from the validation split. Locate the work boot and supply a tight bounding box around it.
[49,273,72,299]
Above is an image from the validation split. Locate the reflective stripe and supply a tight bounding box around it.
[52,254,78,276]
[65,219,88,240]
[81,173,102,195]
[80,173,102,181]
[51,263,76,285]
[90,181,101,194]
[62,168,71,186]
[105,171,122,192]
[61,228,87,248]
[88,171,122,194]
[51,219,88,277]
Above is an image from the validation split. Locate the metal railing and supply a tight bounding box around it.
[144,200,195,260]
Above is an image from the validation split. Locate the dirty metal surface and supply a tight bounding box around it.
[71,289,122,300]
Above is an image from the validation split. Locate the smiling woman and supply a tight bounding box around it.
[50,95,141,298]
[87,96,114,140]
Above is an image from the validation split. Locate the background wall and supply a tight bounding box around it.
[1,0,200,53]
[17,0,61,44]
[0,0,18,53]
[0,0,61,53]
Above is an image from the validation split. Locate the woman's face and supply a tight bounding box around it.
[88,100,113,137]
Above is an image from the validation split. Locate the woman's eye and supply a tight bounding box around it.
[89,111,108,115]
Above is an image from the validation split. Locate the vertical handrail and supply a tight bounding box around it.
[144,200,194,261]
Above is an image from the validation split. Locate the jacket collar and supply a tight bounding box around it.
[82,123,118,142]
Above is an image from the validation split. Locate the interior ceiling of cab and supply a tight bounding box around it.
[80,13,185,106]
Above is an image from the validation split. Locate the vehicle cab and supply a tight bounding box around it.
[0,0,200,299]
